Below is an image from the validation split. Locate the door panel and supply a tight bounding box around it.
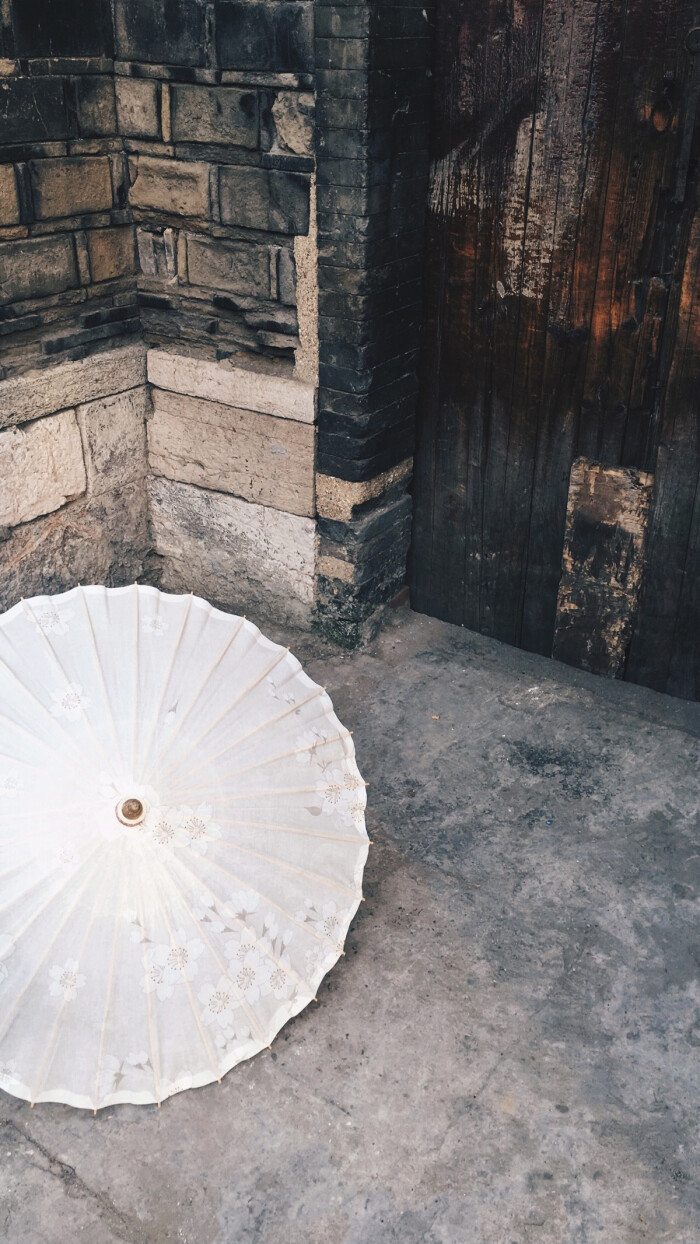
[410,0,700,696]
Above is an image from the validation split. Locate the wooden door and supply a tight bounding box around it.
[410,0,700,698]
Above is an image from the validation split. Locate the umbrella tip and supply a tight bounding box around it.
[157,1101,161,1108]
[369,839,374,845]
[93,1108,97,1116]
[217,1078,222,1084]
[30,1102,34,1108]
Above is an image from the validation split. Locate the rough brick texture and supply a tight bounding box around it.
[313,0,435,641]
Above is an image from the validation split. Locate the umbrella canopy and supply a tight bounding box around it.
[0,585,368,1109]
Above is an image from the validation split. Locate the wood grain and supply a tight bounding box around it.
[411,0,700,697]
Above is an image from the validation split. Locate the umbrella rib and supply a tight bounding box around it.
[30,841,118,1105]
[157,848,315,1001]
[0,719,67,760]
[153,850,279,1050]
[0,843,105,1050]
[18,597,115,774]
[0,650,96,773]
[0,840,102,919]
[132,842,164,1102]
[150,612,248,777]
[209,836,361,900]
[175,846,352,954]
[131,585,140,778]
[142,855,224,1096]
[93,844,129,1109]
[76,586,127,772]
[207,816,364,846]
[136,591,195,784]
[166,780,366,803]
[155,643,291,786]
[162,685,326,789]
[165,731,353,797]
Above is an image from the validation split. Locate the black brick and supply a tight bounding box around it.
[318,415,415,464]
[12,0,114,57]
[114,0,206,66]
[0,78,68,145]
[215,2,314,74]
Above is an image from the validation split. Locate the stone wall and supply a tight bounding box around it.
[0,0,434,639]
[0,0,137,379]
[113,0,321,621]
[0,345,150,609]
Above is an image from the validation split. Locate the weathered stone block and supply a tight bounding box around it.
[114,0,206,66]
[129,156,210,219]
[171,84,258,148]
[149,388,315,515]
[87,226,137,283]
[185,234,270,299]
[149,475,316,622]
[219,166,310,235]
[76,385,149,496]
[147,348,316,423]
[116,78,161,139]
[270,91,314,156]
[0,76,69,145]
[0,234,78,306]
[29,157,114,220]
[0,344,147,430]
[215,2,314,74]
[0,164,19,225]
[316,459,413,522]
[75,76,118,138]
[0,409,86,528]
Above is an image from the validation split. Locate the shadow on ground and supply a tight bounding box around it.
[2,607,699,1243]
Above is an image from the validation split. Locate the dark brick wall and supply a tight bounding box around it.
[117,0,315,367]
[0,1,137,379]
[0,0,315,377]
[314,0,435,642]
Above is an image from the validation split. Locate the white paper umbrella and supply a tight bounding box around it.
[0,585,368,1109]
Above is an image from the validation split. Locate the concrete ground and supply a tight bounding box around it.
[1,606,699,1244]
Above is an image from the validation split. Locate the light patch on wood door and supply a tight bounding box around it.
[553,458,654,677]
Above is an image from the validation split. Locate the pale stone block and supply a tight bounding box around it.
[0,409,87,528]
[149,476,316,623]
[148,388,315,516]
[77,385,149,495]
[129,156,210,218]
[185,233,270,299]
[316,459,413,522]
[87,225,137,283]
[0,234,77,306]
[115,77,161,138]
[0,344,147,430]
[170,84,258,147]
[272,91,314,156]
[147,349,316,424]
[29,156,113,219]
[0,164,19,226]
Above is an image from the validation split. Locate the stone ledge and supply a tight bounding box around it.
[0,343,147,430]
[148,388,315,517]
[147,348,317,424]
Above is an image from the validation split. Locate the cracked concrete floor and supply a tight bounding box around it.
[1,606,699,1244]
